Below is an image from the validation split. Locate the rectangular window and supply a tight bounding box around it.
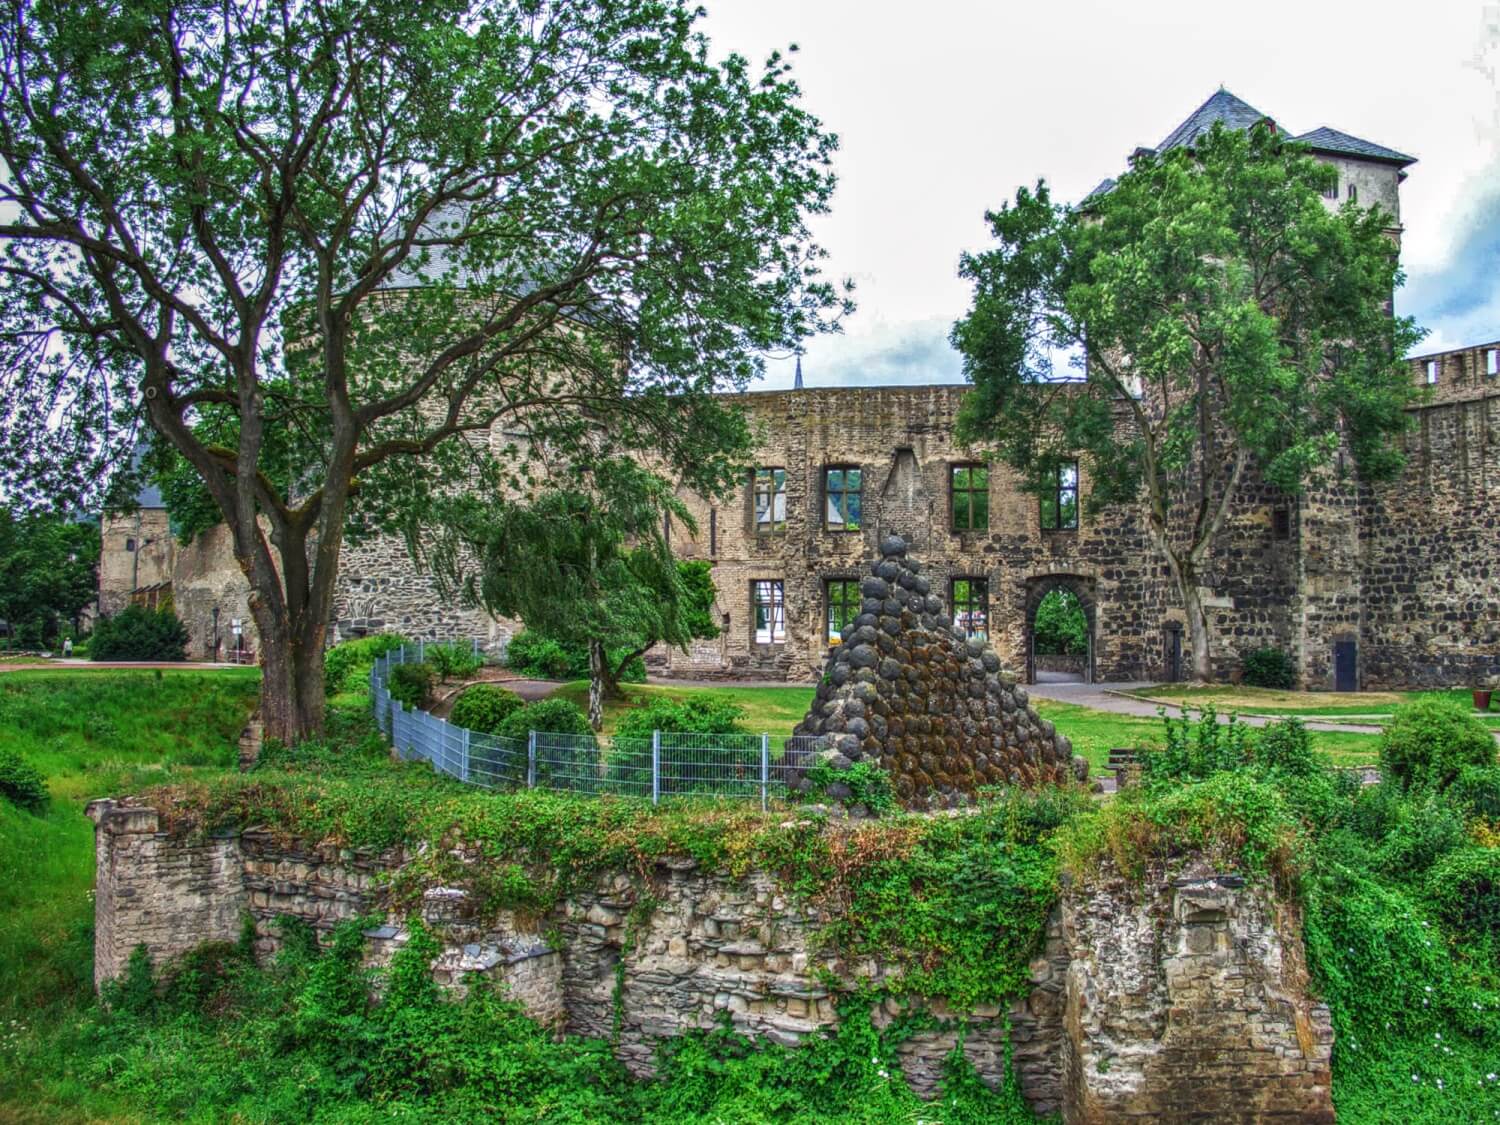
[709,508,717,557]
[1040,462,1080,530]
[950,464,990,530]
[1487,348,1497,377]
[951,578,989,640]
[752,580,785,644]
[1322,178,1338,200]
[1426,359,1439,385]
[1272,507,1291,540]
[826,579,860,645]
[1346,183,1358,203]
[824,466,862,531]
[752,468,786,534]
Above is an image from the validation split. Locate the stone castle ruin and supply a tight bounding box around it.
[792,535,1079,809]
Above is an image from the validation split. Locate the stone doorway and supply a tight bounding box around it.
[1024,575,1096,684]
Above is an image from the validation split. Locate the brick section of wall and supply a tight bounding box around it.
[90,804,1335,1120]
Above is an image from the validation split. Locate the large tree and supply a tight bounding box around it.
[0,507,99,643]
[438,458,716,730]
[0,0,846,740]
[952,123,1422,680]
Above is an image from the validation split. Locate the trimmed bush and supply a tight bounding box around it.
[0,745,48,813]
[387,663,434,711]
[504,629,646,683]
[426,641,483,682]
[1241,646,1294,689]
[613,696,747,741]
[495,698,593,742]
[323,633,408,693]
[90,605,188,661]
[1378,698,1496,791]
[449,684,525,735]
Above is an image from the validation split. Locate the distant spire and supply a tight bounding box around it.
[794,353,804,390]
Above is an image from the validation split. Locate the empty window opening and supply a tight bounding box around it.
[752,468,787,534]
[824,466,862,531]
[951,578,989,640]
[1272,507,1291,540]
[826,579,860,645]
[1040,462,1080,530]
[1426,359,1439,385]
[1346,183,1358,203]
[752,580,785,644]
[1487,349,1498,377]
[950,464,990,530]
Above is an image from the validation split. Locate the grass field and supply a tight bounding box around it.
[1138,684,1493,718]
[0,669,259,1020]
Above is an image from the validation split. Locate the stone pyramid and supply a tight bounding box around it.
[791,535,1081,810]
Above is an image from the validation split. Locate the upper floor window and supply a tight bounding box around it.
[826,578,860,645]
[752,580,785,644]
[951,578,989,640]
[752,468,786,534]
[824,466,862,531]
[1486,348,1498,377]
[125,537,136,552]
[950,464,990,531]
[1040,462,1079,530]
[1272,507,1291,541]
[1426,359,1439,385]
[1346,183,1358,203]
[1322,178,1338,200]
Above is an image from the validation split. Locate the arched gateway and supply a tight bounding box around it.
[1023,574,1097,685]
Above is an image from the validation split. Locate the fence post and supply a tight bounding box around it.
[460,724,471,784]
[760,734,770,813]
[527,731,537,788]
[418,639,425,664]
[651,731,661,806]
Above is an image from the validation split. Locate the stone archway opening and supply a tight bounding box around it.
[1025,576,1097,685]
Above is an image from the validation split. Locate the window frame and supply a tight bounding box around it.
[823,464,863,532]
[1039,461,1080,531]
[825,577,861,645]
[1322,178,1338,201]
[751,579,786,645]
[1426,359,1439,385]
[751,467,787,535]
[950,577,989,640]
[949,462,990,532]
[1486,348,1498,378]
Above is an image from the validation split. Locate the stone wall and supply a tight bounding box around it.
[88,799,1334,1121]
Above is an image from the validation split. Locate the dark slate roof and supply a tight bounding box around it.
[1292,126,1415,167]
[1081,177,1117,203]
[1156,89,1271,152]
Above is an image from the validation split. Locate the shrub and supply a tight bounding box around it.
[613,695,747,741]
[1425,847,1500,939]
[0,745,48,813]
[504,629,646,683]
[1449,764,1500,821]
[90,605,188,661]
[1254,717,1320,778]
[323,633,407,693]
[449,684,525,735]
[804,759,896,814]
[1373,790,1467,878]
[1241,646,1295,689]
[495,698,593,742]
[1141,705,1251,784]
[387,663,434,711]
[608,696,754,797]
[1378,698,1496,791]
[426,641,483,682]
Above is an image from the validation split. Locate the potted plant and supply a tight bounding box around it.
[1475,676,1497,713]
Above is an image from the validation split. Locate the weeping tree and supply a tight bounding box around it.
[0,0,847,741]
[436,459,716,730]
[953,123,1421,680]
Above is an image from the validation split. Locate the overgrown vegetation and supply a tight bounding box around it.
[506,628,647,685]
[322,633,407,695]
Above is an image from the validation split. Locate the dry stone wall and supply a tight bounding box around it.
[790,535,1080,808]
[88,798,1335,1122]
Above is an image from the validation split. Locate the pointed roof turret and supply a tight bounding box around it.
[1156,88,1273,153]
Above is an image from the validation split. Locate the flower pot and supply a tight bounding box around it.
[1475,689,1493,712]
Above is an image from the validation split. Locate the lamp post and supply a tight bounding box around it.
[212,606,220,662]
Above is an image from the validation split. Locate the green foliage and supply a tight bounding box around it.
[387,663,434,711]
[1032,588,1087,656]
[1242,646,1295,689]
[90,605,188,661]
[0,508,98,643]
[0,747,48,814]
[448,684,525,736]
[322,634,408,694]
[1141,705,1254,784]
[804,760,897,815]
[1449,764,1500,821]
[1378,698,1496,791]
[606,696,752,797]
[613,696,747,741]
[496,699,594,742]
[506,629,648,683]
[425,642,483,683]
[1425,847,1500,940]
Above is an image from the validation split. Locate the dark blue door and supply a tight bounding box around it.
[1334,641,1357,692]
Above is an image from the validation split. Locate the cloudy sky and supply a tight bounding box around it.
[702,0,1500,389]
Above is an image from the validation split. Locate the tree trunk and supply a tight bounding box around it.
[587,638,605,731]
[256,622,327,745]
[1179,578,1214,683]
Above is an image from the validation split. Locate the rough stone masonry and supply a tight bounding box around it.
[87,799,1334,1122]
[791,535,1081,809]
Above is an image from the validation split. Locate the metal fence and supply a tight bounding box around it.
[370,644,816,807]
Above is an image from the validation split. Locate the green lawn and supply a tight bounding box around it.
[552,679,817,737]
[0,669,259,1019]
[1137,684,1493,719]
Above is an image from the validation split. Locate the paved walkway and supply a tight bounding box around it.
[1027,680,1500,744]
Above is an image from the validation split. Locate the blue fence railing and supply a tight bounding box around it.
[370,645,816,808]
